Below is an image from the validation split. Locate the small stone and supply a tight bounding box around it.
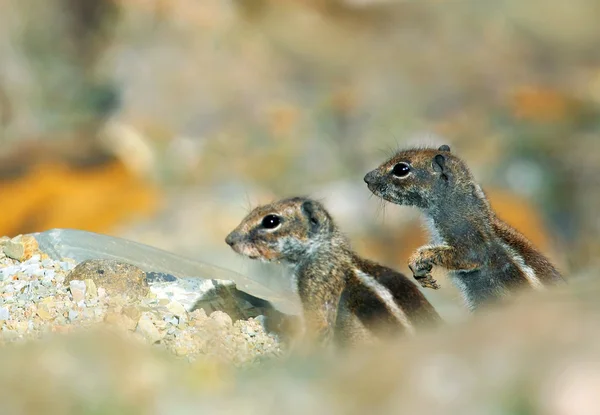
[66,259,149,300]
[3,235,39,262]
[210,311,232,328]
[26,255,40,264]
[136,315,163,344]
[0,307,9,321]
[41,296,55,305]
[41,270,55,286]
[41,259,54,267]
[166,301,187,318]
[69,280,86,302]
[84,279,98,298]
[163,314,179,326]
[68,309,79,322]
[36,306,53,321]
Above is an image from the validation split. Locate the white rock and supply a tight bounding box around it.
[25,255,40,264]
[41,259,54,267]
[68,309,79,322]
[69,280,86,302]
[166,301,187,317]
[0,307,9,321]
[136,315,163,343]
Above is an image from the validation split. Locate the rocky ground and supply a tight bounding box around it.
[0,234,283,366]
[2,233,600,414]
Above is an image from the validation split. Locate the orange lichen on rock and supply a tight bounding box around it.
[0,158,160,237]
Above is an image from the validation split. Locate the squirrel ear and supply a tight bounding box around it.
[301,200,322,233]
[301,199,331,234]
[438,144,451,152]
[433,154,449,181]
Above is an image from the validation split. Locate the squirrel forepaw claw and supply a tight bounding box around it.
[414,274,441,290]
[409,258,440,290]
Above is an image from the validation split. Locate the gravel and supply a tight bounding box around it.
[0,234,284,366]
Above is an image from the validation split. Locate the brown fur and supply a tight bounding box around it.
[226,197,441,347]
[364,145,565,311]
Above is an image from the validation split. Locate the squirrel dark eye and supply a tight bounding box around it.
[391,162,411,178]
[261,214,281,229]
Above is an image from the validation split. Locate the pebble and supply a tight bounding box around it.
[136,314,164,344]
[68,309,79,322]
[0,307,9,321]
[166,301,187,317]
[36,306,53,321]
[3,235,39,262]
[84,279,98,298]
[69,280,87,303]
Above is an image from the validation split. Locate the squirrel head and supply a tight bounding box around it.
[364,144,466,209]
[225,197,338,265]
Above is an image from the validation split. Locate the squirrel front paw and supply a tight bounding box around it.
[409,254,441,290]
[413,273,441,290]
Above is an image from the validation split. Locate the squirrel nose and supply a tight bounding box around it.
[225,232,240,247]
[364,170,378,185]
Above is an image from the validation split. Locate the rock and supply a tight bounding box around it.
[166,301,187,318]
[68,310,79,322]
[0,307,9,321]
[136,314,163,344]
[69,280,87,303]
[66,259,149,300]
[210,311,232,328]
[84,279,98,298]
[3,235,39,262]
[36,305,53,321]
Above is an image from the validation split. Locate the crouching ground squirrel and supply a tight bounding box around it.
[364,145,565,311]
[225,197,441,348]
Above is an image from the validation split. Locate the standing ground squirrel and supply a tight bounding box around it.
[364,145,565,311]
[225,197,441,347]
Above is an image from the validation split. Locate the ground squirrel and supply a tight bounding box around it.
[225,197,441,347]
[364,145,565,311]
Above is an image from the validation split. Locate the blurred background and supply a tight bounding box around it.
[1,0,599,319]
